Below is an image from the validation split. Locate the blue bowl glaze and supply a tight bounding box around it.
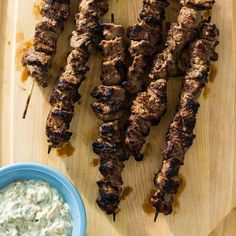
[0,163,86,236]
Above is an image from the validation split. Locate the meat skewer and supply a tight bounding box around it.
[151,22,219,220]
[91,2,170,215]
[122,0,169,95]
[46,0,109,151]
[125,0,215,161]
[90,22,127,219]
[21,0,71,118]
[22,0,71,88]
[91,0,170,215]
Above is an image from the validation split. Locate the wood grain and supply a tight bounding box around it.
[0,0,236,235]
[209,208,236,236]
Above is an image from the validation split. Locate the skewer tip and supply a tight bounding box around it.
[22,80,35,119]
[22,108,27,119]
[22,95,31,119]
[111,13,115,23]
[112,213,116,222]
[154,211,158,222]
[48,146,52,154]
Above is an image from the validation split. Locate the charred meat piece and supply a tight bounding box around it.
[180,0,215,10]
[81,0,109,16]
[140,0,169,26]
[70,31,92,49]
[91,101,124,121]
[46,0,109,148]
[128,23,161,44]
[41,0,70,20]
[24,65,47,87]
[101,60,125,86]
[34,30,58,54]
[22,49,52,68]
[96,179,122,214]
[35,17,63,34]
[98,121,122,143]
[128,40,155,58]
[151,22,219,217]
[100,37,125,62]
[91,85,126,102]
[22,49,53,87]
[92,139,127,163]
[75,13,99,33]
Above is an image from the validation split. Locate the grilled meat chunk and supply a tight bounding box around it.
[91,101,124,121]
[91,85,126,102]
[98,121,122,143]
[22,49,53,67]
[100,37,125,62]
[180,0,215,10]
[102,23,124,40]
[101,60,125,86]
[41,0,70,20]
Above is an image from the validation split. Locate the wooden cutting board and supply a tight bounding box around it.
[0,0,236,235]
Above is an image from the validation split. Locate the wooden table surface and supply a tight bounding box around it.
[0,0,236,235]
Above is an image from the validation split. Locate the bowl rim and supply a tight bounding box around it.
[0,162,87,236]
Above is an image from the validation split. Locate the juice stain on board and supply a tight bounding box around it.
[142,189,156,215]
[21,67,29,83]
[203,86,210,99]
[209,65,217,83]
[90,158,99,167]
[33,0,43,19]
[143,142,152,157]
[56,143,75,157]
[120,186,133,201]
[172,174,186,213]
[16,32,25,43]
[203,65,218,99]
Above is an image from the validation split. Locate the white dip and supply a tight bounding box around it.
[0,180,72,236]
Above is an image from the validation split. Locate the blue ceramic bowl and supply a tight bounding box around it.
[0,163,86,236]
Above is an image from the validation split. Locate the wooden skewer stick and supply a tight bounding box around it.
[154,211,158,222]
[48,145,52,154]
[113,212,116,222]
[111,13,117,222]
[22,80,35,119]
[111,13,114,23]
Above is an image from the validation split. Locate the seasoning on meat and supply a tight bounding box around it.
[151,22,219,220]
[46,0,109,150]
[90,23,128,218]
[22,0,70,87]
